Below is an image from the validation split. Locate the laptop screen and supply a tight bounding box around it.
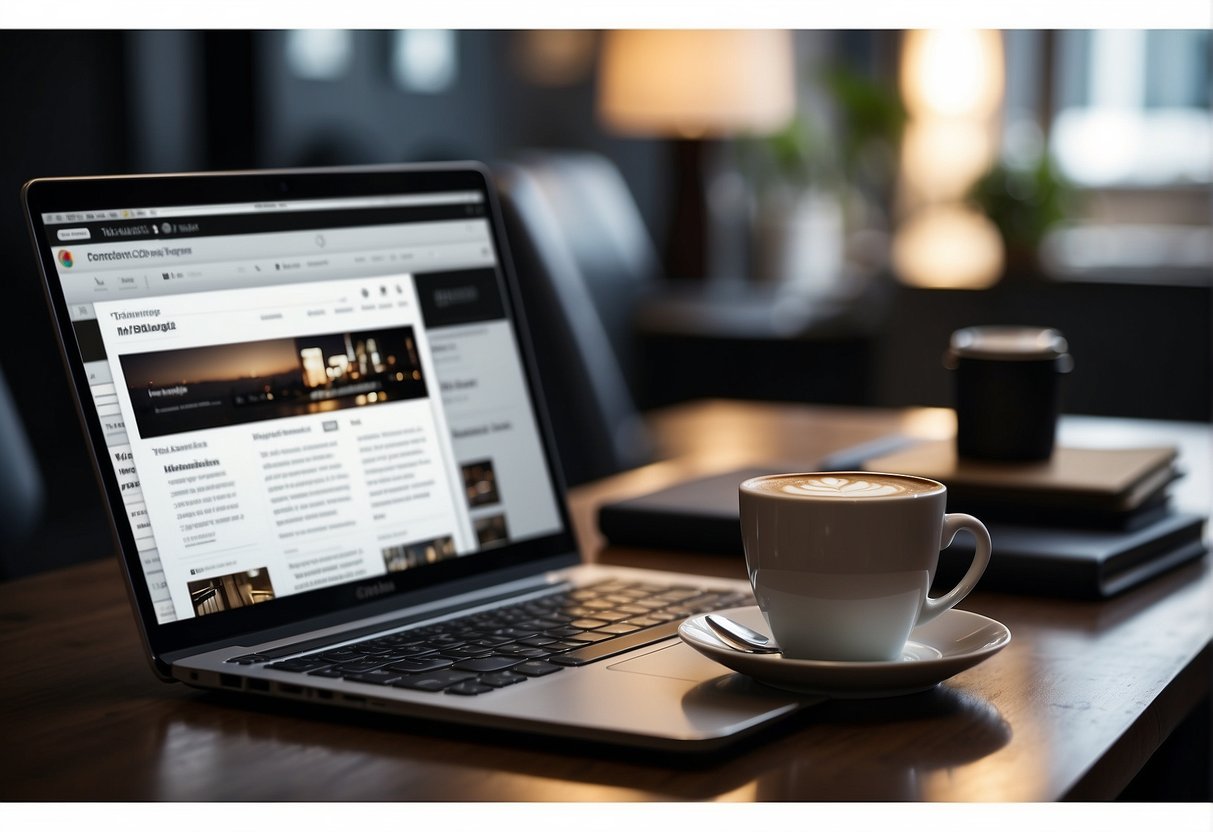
[27,168,567,637]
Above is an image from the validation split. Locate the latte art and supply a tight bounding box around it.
[743,472,942,499]
[781,476,904,497]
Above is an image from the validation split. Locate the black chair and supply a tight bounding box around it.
[0,367,45,578]
[495,152,658,487]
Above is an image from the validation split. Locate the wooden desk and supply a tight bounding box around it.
[1,401,1209,801]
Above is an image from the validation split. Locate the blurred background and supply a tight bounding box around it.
[0,29,1209,577]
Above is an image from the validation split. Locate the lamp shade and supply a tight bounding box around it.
[597,30,796,139]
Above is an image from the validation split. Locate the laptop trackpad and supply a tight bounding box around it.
[608,642,735,682]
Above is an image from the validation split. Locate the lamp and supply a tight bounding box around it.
[597,30,796,279]
[893,29,1006,289]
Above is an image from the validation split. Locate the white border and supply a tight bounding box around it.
[1,802,1212,831]
[7,0,1213,30]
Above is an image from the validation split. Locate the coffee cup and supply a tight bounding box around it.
[739,472,991,662]
[945,326,1073,461]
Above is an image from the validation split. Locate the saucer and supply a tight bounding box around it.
[679,606,1011,698]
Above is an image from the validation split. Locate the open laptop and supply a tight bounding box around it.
[22,164,808,751]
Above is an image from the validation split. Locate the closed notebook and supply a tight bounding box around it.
[861,440,1179,514]
[596,467,1206,599]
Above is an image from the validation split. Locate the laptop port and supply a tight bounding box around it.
[278,683,303,695]
[219,674,242,689]
[247,678,270,692]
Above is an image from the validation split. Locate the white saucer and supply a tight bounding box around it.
[679,606,1011,698]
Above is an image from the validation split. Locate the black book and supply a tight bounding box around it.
[596,467,1207,599]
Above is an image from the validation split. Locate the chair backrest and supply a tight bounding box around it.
[0,367,45,578]
[495,151,657,486]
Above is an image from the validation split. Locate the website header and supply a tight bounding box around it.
[41,191,483,225]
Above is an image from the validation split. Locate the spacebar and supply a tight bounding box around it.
[548,621,684,666]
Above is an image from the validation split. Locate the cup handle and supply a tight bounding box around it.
[917,513,992,625]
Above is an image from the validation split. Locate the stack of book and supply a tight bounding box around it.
[860,440,1206,599]
[596,439,1207,600]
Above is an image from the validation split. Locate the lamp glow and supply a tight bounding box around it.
[902,29,1004,119]
[597,30,795,139]
[892,206,1004,289]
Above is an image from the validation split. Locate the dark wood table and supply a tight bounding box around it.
[1,400,1209,801]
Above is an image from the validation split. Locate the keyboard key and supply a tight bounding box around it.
[478,671,527,688]
[335,658,393,673]
[632,599,668,610]
[445,680,495,696]
[386,656,454,674]
[569,618,610,629]
[513,660,563,677]
[583,599,617,610]
[586,610,631,623]
[450,655,524,673]
[549,620,683,666]
[597,622,642,635]
[495,645,551,659]
[391,670,477,691]
[565,631,612,644]
[442,644,496,658]
[544,625,584,638]
[342,669,403,685]
[518,636,558,647]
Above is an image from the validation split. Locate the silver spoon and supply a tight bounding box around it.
[705,614,781,654]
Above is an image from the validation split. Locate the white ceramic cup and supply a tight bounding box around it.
[739,472,992,662]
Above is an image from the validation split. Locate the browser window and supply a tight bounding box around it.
[42,194,563,624]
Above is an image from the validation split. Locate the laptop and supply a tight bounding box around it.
[22,164,807,751]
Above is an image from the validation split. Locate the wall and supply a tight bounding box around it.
[873,278,1212,422]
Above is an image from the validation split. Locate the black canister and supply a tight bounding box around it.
[945,326,1073,461]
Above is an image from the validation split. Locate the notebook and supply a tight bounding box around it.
[597,467,1206,598]
[862,440,1179,514]
[22,165,808,752]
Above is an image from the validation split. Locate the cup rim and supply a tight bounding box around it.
[739,471,946,501]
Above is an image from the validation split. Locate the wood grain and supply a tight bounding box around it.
[0,401,1208,801]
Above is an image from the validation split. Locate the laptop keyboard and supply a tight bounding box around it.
[226,579,751,696]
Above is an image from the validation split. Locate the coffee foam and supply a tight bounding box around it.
[744,473,941,499]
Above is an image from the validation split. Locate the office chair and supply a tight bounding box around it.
[495,152,657,487]
[0,367,45,578]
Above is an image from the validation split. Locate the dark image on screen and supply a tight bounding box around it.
[188,567,275,617]
[382,535,457,572]
[121,326,428,438]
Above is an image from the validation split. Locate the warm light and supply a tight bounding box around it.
[901,29,1004,119]
[597,30,795,139]
[901,119,996,202]
[892,206,1004,289]
[895,29,1007,289]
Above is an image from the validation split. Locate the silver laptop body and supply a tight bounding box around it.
[23,164,806,751]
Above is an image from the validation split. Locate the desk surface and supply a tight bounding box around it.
[1,401,1209,801]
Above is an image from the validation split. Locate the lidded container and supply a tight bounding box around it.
[944,326,1073,461]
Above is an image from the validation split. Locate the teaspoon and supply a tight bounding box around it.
[705,614,781,654]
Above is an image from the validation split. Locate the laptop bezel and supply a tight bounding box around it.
[22,163,580,667]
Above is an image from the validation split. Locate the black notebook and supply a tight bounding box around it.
[597,467,1207,599]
